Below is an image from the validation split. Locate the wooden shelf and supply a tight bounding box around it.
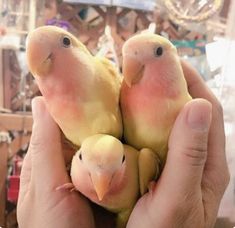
[0,112,32,227]
[0,113,33,132]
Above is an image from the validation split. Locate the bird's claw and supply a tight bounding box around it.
[56,183,76,192]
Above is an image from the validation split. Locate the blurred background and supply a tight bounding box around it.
[0,0,234,227]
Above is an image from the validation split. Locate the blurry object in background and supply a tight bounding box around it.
[183,55,211,81]
[225,0,235,39]
[43,0,58,25]
[173,39,206,57]
[140,22,157,34]
[0,112,32,227]
[164,0,224,23]
[147,22,157,33]
[0,0,45,114]
[204,38,226,85]
[161,0,227,36]
[215,218,235,228]
[0,0,45,36]
[42,0,77,30]
[0,26,6,36]
[160,19,205,40]
[112,0,156,11]
[65,0,157,10]
[173,39,211,81]
[96,25,120,70]
[46,18,71,30]
[7,156,22,203]
[0,49,39,112]
[206,38,227,72]
[59,2,154,65]
[0,50,22,110]
[63,0,112,5]
[0,35,21,50]
[215,0,235,225]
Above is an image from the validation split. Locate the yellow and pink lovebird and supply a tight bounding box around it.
[58,134,140,228]
[120,33,192,193]
[26,26,123,147]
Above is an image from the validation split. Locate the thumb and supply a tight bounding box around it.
[161,98,212,193]
[29,96,69,190]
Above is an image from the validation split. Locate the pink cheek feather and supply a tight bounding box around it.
[36,51,89,120]
[142,58,181,98]
[107,164,126,196]
[37,49,87,98]
[121,57,182,125]
[121,76,161,119]
[37,77,84,121]
[72,166,99,201]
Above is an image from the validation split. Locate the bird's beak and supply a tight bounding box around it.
[91,171,112,201]
[26,32,53,77]
[36,53,53,76]
[122,55,144,87]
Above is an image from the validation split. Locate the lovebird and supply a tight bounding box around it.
[69,134,139,228]
[26,26,123,147]
[120,33,192,193]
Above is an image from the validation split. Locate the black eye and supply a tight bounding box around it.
[154,47,163,57]
[79,153,82,161]
[62,36,71,47]
[122,155,125,163]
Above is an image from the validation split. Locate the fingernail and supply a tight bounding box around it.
[187,99,212,131]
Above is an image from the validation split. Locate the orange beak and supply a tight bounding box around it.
[122,56,144,87]
[91,171,112,201]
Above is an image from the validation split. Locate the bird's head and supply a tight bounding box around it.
[26,25,90,77]
[75,134,126,201]
[122,33,176,87]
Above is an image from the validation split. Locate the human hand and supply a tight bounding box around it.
[127,60,230,228]
[17,97,95,228]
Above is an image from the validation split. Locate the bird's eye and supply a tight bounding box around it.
[154,47,163,57]
[62,36,71,48]
[122,155,125,163]
[79,153,82,161]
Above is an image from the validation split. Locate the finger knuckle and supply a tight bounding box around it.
[182,147,207,166]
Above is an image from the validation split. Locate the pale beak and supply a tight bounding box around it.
[26,32,53,77]
[122,56,144,87]
[34,53,52,76]
[91,171,112,201]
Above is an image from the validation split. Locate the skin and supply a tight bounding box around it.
[17,61,229,228]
